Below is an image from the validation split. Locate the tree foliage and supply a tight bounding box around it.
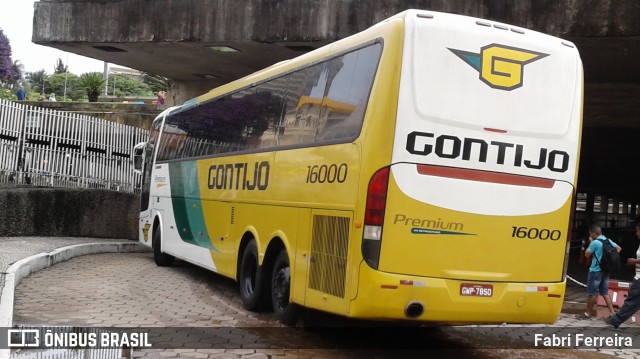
[140,72,171,93]
[0,28,18,85]
[54,58,68,74]
[26,70,48,94]
[107,74,153,98]
[0,88,13,100]
[12,60,24,83]
[2,60,24,88]
[46,73,83,101]
[79,72,105,102]
[22,68,155,101]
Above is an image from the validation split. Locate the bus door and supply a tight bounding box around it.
[137,117,164,244]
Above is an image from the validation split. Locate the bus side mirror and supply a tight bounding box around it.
[133,142,146,174]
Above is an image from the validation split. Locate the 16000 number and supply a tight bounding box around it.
[306,163,348,183]
[511,226,561,240]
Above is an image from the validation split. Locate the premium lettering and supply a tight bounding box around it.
[406,131,569,173]
[394,213,464,231]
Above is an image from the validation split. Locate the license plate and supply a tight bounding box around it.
[460,283,493,297]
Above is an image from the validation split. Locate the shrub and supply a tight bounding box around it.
[79,72,105,102]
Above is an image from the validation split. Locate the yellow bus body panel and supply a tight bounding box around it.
[351,262,565,324]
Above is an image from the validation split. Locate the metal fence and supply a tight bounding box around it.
[0,98,148,193]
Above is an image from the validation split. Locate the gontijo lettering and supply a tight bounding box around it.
[207,161,270,191]
[406,132,569,173]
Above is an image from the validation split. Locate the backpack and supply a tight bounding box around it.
[595,238,621,274]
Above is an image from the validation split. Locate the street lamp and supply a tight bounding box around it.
[103,62,109,96]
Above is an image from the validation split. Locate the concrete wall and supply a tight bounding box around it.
[35,0,640,41]
[0,187,139,240]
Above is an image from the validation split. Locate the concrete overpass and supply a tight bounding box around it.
[32,0,640,224]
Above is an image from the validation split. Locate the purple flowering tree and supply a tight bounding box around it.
[0,28,15,84]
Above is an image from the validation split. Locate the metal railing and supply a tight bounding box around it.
[0,99,148,193]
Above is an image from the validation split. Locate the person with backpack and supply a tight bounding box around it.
[578,225,621,319]
[604,223,640,328]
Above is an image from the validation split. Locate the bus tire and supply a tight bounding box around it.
[152,226,175,267]
[271,250,298,325]
[239,241,266,311]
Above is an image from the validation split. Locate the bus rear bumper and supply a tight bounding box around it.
[350,263,565,324]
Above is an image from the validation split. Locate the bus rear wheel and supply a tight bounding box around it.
[152,226,175,267]
[239,241,266,311]
[271,250,297,325]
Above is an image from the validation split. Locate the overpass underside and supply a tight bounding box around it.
[33,0,640,228]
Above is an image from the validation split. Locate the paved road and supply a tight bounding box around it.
[9,252,640,358]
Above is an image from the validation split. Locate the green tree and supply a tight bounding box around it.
[5,60,24,88]
[107,74,153,98]
[79,72,105,102]
[26,70,48,94]
[140,72,171,93]
[46,73,82,100]
[54,58,68,74]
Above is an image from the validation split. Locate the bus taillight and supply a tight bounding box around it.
[363,167,390,269]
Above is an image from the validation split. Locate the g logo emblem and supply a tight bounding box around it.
[449,44,548,91]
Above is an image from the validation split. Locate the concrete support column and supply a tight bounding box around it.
[170,81,218,107]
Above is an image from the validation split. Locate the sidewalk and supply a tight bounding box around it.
[0,237,148,359]
[0,237,137,293]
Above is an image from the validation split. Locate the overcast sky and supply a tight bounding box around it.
[0,1,115,75]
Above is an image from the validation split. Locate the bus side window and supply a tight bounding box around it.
[317,43,381,141]
[279,62,328,147]
[278,43,381,147]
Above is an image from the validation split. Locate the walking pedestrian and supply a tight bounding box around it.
[604,223,640,328]
[157,90,166,110]
[578,225,621,319]
[16,86,26,101]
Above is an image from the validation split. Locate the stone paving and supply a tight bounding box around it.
[0,237,126,291]
[8,250,640,358]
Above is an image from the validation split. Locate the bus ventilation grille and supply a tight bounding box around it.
[230,206,235,224]
[309,215,350,298]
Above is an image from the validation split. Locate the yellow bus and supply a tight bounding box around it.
[134,9,583,324]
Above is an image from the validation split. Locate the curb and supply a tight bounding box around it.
[0,242,150,359]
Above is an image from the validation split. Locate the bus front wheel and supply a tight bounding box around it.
[239,241,266,311]
[152,226,175,267]
[271,250,297,324]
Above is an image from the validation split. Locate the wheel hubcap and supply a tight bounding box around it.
[273,266,290,310]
